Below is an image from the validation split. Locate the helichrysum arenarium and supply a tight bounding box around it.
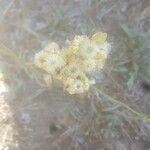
[34,32,110,94]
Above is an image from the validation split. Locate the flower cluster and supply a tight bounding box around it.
[34,32,110,94]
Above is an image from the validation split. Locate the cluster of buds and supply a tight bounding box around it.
[34,32,110,94]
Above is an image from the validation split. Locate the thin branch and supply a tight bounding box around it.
[92,86,150,122]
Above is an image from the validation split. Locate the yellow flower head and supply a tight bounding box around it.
[34,42,60,69]
[69,35,89,51]
[34,51,48,68]
[60,47,74,62]
[78,39,99,59]
[43,42,59,52]
[91,32,107,44]
[44,75,52,87]
[60,64,79,80]
[34,32,111,95]
[42,53,66,74]
[94,51,108,69]
[98,41,111,54]
[83,58,97,73]
[63,75,89,95]
[61,35,89,60]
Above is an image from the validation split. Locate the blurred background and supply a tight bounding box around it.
[0,0,150,149]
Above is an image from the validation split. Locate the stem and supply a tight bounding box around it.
[93,86,150,122]
[0,43,27,69]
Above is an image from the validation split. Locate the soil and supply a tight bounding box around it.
[0,0,150,150]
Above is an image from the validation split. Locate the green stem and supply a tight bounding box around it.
[0,43,28,69]
[93,86,150,122]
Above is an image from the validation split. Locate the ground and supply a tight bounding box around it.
[0,0,150,150]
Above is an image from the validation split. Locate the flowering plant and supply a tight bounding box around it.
[34,32,110,94]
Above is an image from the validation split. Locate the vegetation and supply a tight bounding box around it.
[0,0,150,149]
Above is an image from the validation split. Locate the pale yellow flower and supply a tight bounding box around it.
[83,59,97,73]
[53,68,66,81]
[34,32,111,95]
[98,42,111,53]
[60,47,74,62]
[95,55,107,70]
[94,51,107,60]
[34,51,48,68]
[34,43,60,69]
[42,53,66,74]
[44,75,52,87]
[82,50,108,72]
[60,63,80,79]
[69,35,89,51]
[43,42,59,52]
[62,35,89,58]
[91,32,107,44]
[63,75,89,94]
[78,39,99,59]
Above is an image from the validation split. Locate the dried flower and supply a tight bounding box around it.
[34,32,110,94]
[63,74,89,95]
[78,39,100,59]
[42,53,66,74]
[34,51,48,68]
[43,42,59,52]
[68,35,89,52]
[44,75,52,87]
[91,32,107,44]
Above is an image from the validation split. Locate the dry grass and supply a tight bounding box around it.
[0,0,150,149]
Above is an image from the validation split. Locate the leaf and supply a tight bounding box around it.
[113,67,128,73]
[127,73,135,90]
[127,63,139,89]
[120,24,135,40]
